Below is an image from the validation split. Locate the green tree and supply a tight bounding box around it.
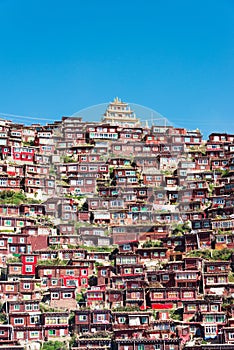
[169,308,183,321]
[142,239,162,248]
[62,155,76,163]
[171,221,191,236]
[0,190,41,205]
[41,340,68,350]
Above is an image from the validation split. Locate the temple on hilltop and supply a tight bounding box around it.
[102,97,140,127]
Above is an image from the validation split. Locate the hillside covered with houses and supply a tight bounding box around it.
[0,98,234,349]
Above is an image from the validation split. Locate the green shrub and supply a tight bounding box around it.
[41,340,67,350]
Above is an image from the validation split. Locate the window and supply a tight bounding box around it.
[48,329,56,336]
[14,318,24,324]
[17,235,24,243]
[168,292,178,299]
[205,325,216,334]
[63,292,72,298]
[217,315,225,323]
[141,316,148,324]
[96,314,106,322]
[135,267,142,273]
[23,283,30,289]
[52,292,59,299]
[137,345,145,350]
[0,178,7,186]
[14,304,20,310]
[218,276,226,283]
[5,219,12,226]
[17,331,24,339]
[200,304,208,311]
[30,315,40,324]
[25,304,33,311]
[79,315,87,321]
[153,292,164,299]
[26,265,33,272]
[131,291,140,299]
[206,277,215,284]
[118,317,126,323]
[205,315,215,322]
[187,304,196,311]
[67,279,77,287]
[6,284,14,291]
[183,291,193,298]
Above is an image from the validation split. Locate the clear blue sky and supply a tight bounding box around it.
[0,0,233,137]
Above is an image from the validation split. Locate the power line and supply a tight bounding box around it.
[0,112,55,122]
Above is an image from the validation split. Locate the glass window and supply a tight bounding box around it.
[26,265,33,272]
[17,331,24,339]
[63,293,72,298]
[14,318,24,324]
[138,345,145,350]
[162,275,169,280]
[79,315,87,321]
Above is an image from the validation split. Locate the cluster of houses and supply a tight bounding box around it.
[0,98,234,349]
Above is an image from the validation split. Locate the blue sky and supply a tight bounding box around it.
[0,0,233,138]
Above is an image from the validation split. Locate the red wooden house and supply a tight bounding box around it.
[42,311,69,339]
[37,264,88,291]
[85,285,106,308]
[19,278,41,300]
[105,288,124,308]
[114,338,181,350]
[12,146,35,162]
[0,281,19,300]
[0,325,13,342]
[136,247,169,262]
[7,262,23,278]
[194,156,210,171]
[21,254,38,276]
[74,309,91,333]
[47,286,76,310]
[183,298,222,322]
[0,176,21,191]
[112,310,152,339]
[3,299,41,314]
